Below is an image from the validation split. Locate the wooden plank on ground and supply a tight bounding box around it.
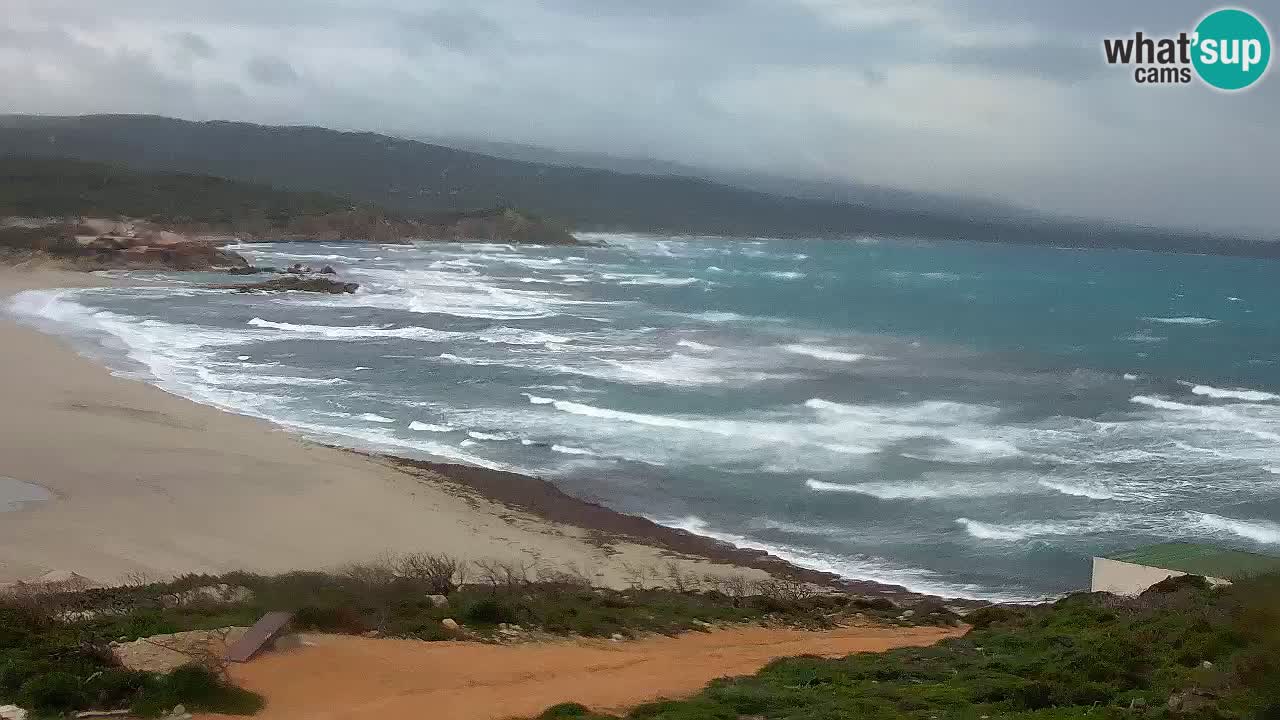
[224,611,293,663]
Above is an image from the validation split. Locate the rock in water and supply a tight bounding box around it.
[214,276,358,294]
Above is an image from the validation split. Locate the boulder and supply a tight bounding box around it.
[0,704,28,720]
[112,628,250,673]
[426,594,449,608]
[320,265,336,274]
[441,618,460,631]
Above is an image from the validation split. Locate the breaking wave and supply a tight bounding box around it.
[1194,513,1280,544]
[1190,384,1279,402]
[1143,316,1220,326]
[784,344,866,362]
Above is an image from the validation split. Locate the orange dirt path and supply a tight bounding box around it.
[201,624,964,720]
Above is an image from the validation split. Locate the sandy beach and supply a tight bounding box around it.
[0,268,769,588]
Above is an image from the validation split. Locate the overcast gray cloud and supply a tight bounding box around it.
[1,0,1277,234]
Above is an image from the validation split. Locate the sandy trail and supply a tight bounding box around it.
[204,625,963,720]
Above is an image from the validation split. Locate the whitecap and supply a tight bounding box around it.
[1036,479,1119,501]
[783,344,866,363]
[657,515,1037,601]
[1190,384,1279,402]
[550,444,598,456]
[1143,316,1219,326]
[675,339,718,352]
[467,431,510,441]
[358,413,396,423]
[955,518,1030,541]
[1193,512,1280,544]
[805,477,1023,499]
[409,420,455,430]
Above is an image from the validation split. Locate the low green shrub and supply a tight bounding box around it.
[527,572,1280,720]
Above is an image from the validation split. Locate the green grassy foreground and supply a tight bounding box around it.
[1,558,946,717]
[532,574,1280,720]
[0,601,260,718]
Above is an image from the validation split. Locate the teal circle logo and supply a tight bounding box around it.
[1192,8,1271,90]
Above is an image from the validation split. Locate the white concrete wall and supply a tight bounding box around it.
[1091,557,1229,596]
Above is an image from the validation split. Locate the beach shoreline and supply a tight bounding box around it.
[0,267,956,602]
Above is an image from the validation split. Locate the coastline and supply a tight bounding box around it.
[0,267,955,603]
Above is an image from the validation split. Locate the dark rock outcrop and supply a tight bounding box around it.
[216,276,358,294]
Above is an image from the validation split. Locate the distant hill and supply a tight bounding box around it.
[421,135,1033,221]
[0,156,576,245]
[1,114,1275,257]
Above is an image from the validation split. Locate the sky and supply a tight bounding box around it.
[2,0,1277,235]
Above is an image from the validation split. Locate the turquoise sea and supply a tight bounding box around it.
[10,233,1280,600]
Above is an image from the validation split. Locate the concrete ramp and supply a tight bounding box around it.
[225,611,293,663]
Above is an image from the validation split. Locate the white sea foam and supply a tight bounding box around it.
[1194,513,1280,544]
[914,437,1023,463]
[358,413,396,423]
[1036,479,1119,501]
[603,273,701,286]
[658,515,1038,601]
[249,317,570,346]
[1143,316,1220,326]
[409,421,455,432]
[467,431,510,441]
[551,444,597,456]
[211,373,348,387]
[764,271,805,280]
[1131,395,1198,411]
[675,339,718,352]
[805,477,1023,499]
[955,518,1030,541]
[783,344,866,362]
[1190,384,1279,402]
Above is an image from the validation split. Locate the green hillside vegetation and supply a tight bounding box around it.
[0,155,357,226]
[533,574,1280,720]
[0,156,577,245]
[1,114,1274,257]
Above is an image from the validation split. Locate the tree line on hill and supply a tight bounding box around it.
[0,156,577,246]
